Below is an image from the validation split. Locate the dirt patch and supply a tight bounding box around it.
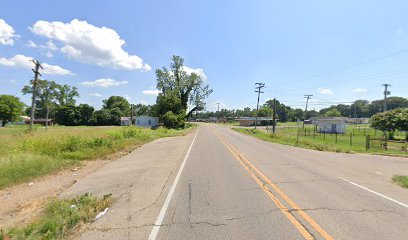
[0,160,109,229]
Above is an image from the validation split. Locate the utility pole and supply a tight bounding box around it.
[254,82,265,129]
[29,59,43,131]
[382,84,391,112]
[130,104,134,124]
[303,94,313,128]
[272,98,276,134]
[216,102,220,112]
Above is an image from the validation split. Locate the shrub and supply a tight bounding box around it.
[161,111,185,129]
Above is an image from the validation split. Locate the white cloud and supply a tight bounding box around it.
[317,87,333,95]
[142,89,161,95]
[0,19,18,45]
[0,54,73,75]
[352,88,368,94]
[80,78,128,88]
[87,93,103,97]
[41,40,58,51]
[25,40,37,48]
[182,66,207,80]
[31,19,151,71]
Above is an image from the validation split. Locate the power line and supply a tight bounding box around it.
[254,82,265,129]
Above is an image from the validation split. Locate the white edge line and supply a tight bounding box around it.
[148,131,198,240]
[338,177,408,209]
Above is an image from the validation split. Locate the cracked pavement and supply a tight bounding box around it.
[63,124,407,239]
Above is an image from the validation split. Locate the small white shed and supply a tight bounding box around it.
[315,118,346,134]
[135,115,158,128]
[121,117,132,126]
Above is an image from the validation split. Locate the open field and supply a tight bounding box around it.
[233,125,407,156]
[0,125,195,189]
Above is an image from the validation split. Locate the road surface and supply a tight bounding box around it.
[68,124,408,239]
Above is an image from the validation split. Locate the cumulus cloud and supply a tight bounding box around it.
[30,19,151,71]
[0,54,73,75]
[87,93,103,97]
[80,78,128,88]
[142,89,161,95]
[317,87,333,95]
[352,88,368,94]
[0,19,18,45]
[182,66,207,80]
[25,40,37,48]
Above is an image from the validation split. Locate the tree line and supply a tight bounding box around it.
[195,97,408,121]
[0,55,213,128]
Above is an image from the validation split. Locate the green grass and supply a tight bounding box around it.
[0,125,195,189]
[1,193,112,240]
[392,175,408,188]
[233,128,407,156]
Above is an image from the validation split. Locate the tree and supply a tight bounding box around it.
[22,80,59,129]
[94,109,113,126]
[324,109,341,117]
[156,55,212,111]
[370,108,408,139]
[77,104,95,125]
[55,84,79,105]
[55,105,79,126]
[103,96,130,116]
[0,95,25,126]
[156,92,185,128]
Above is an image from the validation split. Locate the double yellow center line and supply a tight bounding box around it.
[216,132,333,240]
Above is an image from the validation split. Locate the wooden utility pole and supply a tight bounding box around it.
[29,59,43,131]
[382,84,391,112]
[303,94,313,128]
[254,82,265,129]
[272,98,276,134]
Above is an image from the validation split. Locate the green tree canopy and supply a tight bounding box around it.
[0,95,25,126]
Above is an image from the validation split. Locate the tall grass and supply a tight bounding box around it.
[0,126,194,189]
[1,193,112,240]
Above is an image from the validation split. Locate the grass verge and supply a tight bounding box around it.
[233,128,407,156]
[0,125,195,189]
[0,193,112,240]
[392,175,408,188]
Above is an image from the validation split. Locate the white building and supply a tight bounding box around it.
[120,117,132,126]
[315,118,346,134]
[135,115,158,128]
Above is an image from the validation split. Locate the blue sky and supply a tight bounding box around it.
[1,0,407,111]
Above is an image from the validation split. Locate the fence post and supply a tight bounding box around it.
[304,129,306,138]
[350,133,352,146]
[323,132,326,141]
[365,135,370,150]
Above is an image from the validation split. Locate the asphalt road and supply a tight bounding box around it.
[153,124,408,240]
[71,123,408,239]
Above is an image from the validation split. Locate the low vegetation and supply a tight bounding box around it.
[392,175,408,188]
[0,125,194,189]
[1,193,112,240]
[233,127,407,156]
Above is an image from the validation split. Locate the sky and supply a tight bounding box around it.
[0,0,408,112]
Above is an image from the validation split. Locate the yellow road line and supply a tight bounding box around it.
[216,132,334,240]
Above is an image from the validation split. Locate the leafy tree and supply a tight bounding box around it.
[55,105,79,126]
[77,104,95,125]
[370,108,408,139]
[254,106,272,117]
[103,96,130,116]
[22,80,59,129]
[156,55,212,111]
[0,95,25,126]
[55,84,79,105]
[161,111,185,129]
[93,109,113,126]
[324,109,341,117]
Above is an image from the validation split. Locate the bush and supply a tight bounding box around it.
[161,111,185,129]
